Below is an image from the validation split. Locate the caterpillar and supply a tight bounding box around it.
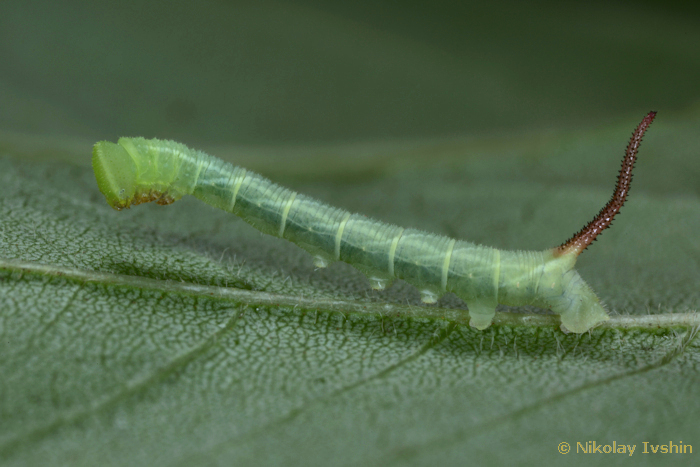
[92,112,656,333]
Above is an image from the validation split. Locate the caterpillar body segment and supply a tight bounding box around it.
[92,113,655,334]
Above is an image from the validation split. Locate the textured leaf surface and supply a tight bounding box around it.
[1,111,699,466]
[1,1,700,465]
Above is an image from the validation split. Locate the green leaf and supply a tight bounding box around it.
[1,110,699,466]
[3,0,700,464]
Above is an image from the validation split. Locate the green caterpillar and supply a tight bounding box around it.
[92,112,656,333]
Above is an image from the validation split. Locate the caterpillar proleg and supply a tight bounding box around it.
[92,112,657,333]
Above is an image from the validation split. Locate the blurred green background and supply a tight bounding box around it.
[1,0,698,146]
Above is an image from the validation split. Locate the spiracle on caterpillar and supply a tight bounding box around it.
[92,111,656,333]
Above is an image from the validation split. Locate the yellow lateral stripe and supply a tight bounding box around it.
[279,192,297,237]
[335,213,352,260]
[492,248,501,300]
[388,228,404,277]
[228,168,247,211]
[441,239,456,292]
[190,159,205,192]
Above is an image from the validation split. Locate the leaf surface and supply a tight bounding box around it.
[1,112,699,466]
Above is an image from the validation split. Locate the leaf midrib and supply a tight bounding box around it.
[2,258,698,332]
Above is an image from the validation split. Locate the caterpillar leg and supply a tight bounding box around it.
[467,300,496,330]
[558,301,610,333]
[551,270,611,333]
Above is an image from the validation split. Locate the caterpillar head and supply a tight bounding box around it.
[92,140,179,210]
[92,141,138,210]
